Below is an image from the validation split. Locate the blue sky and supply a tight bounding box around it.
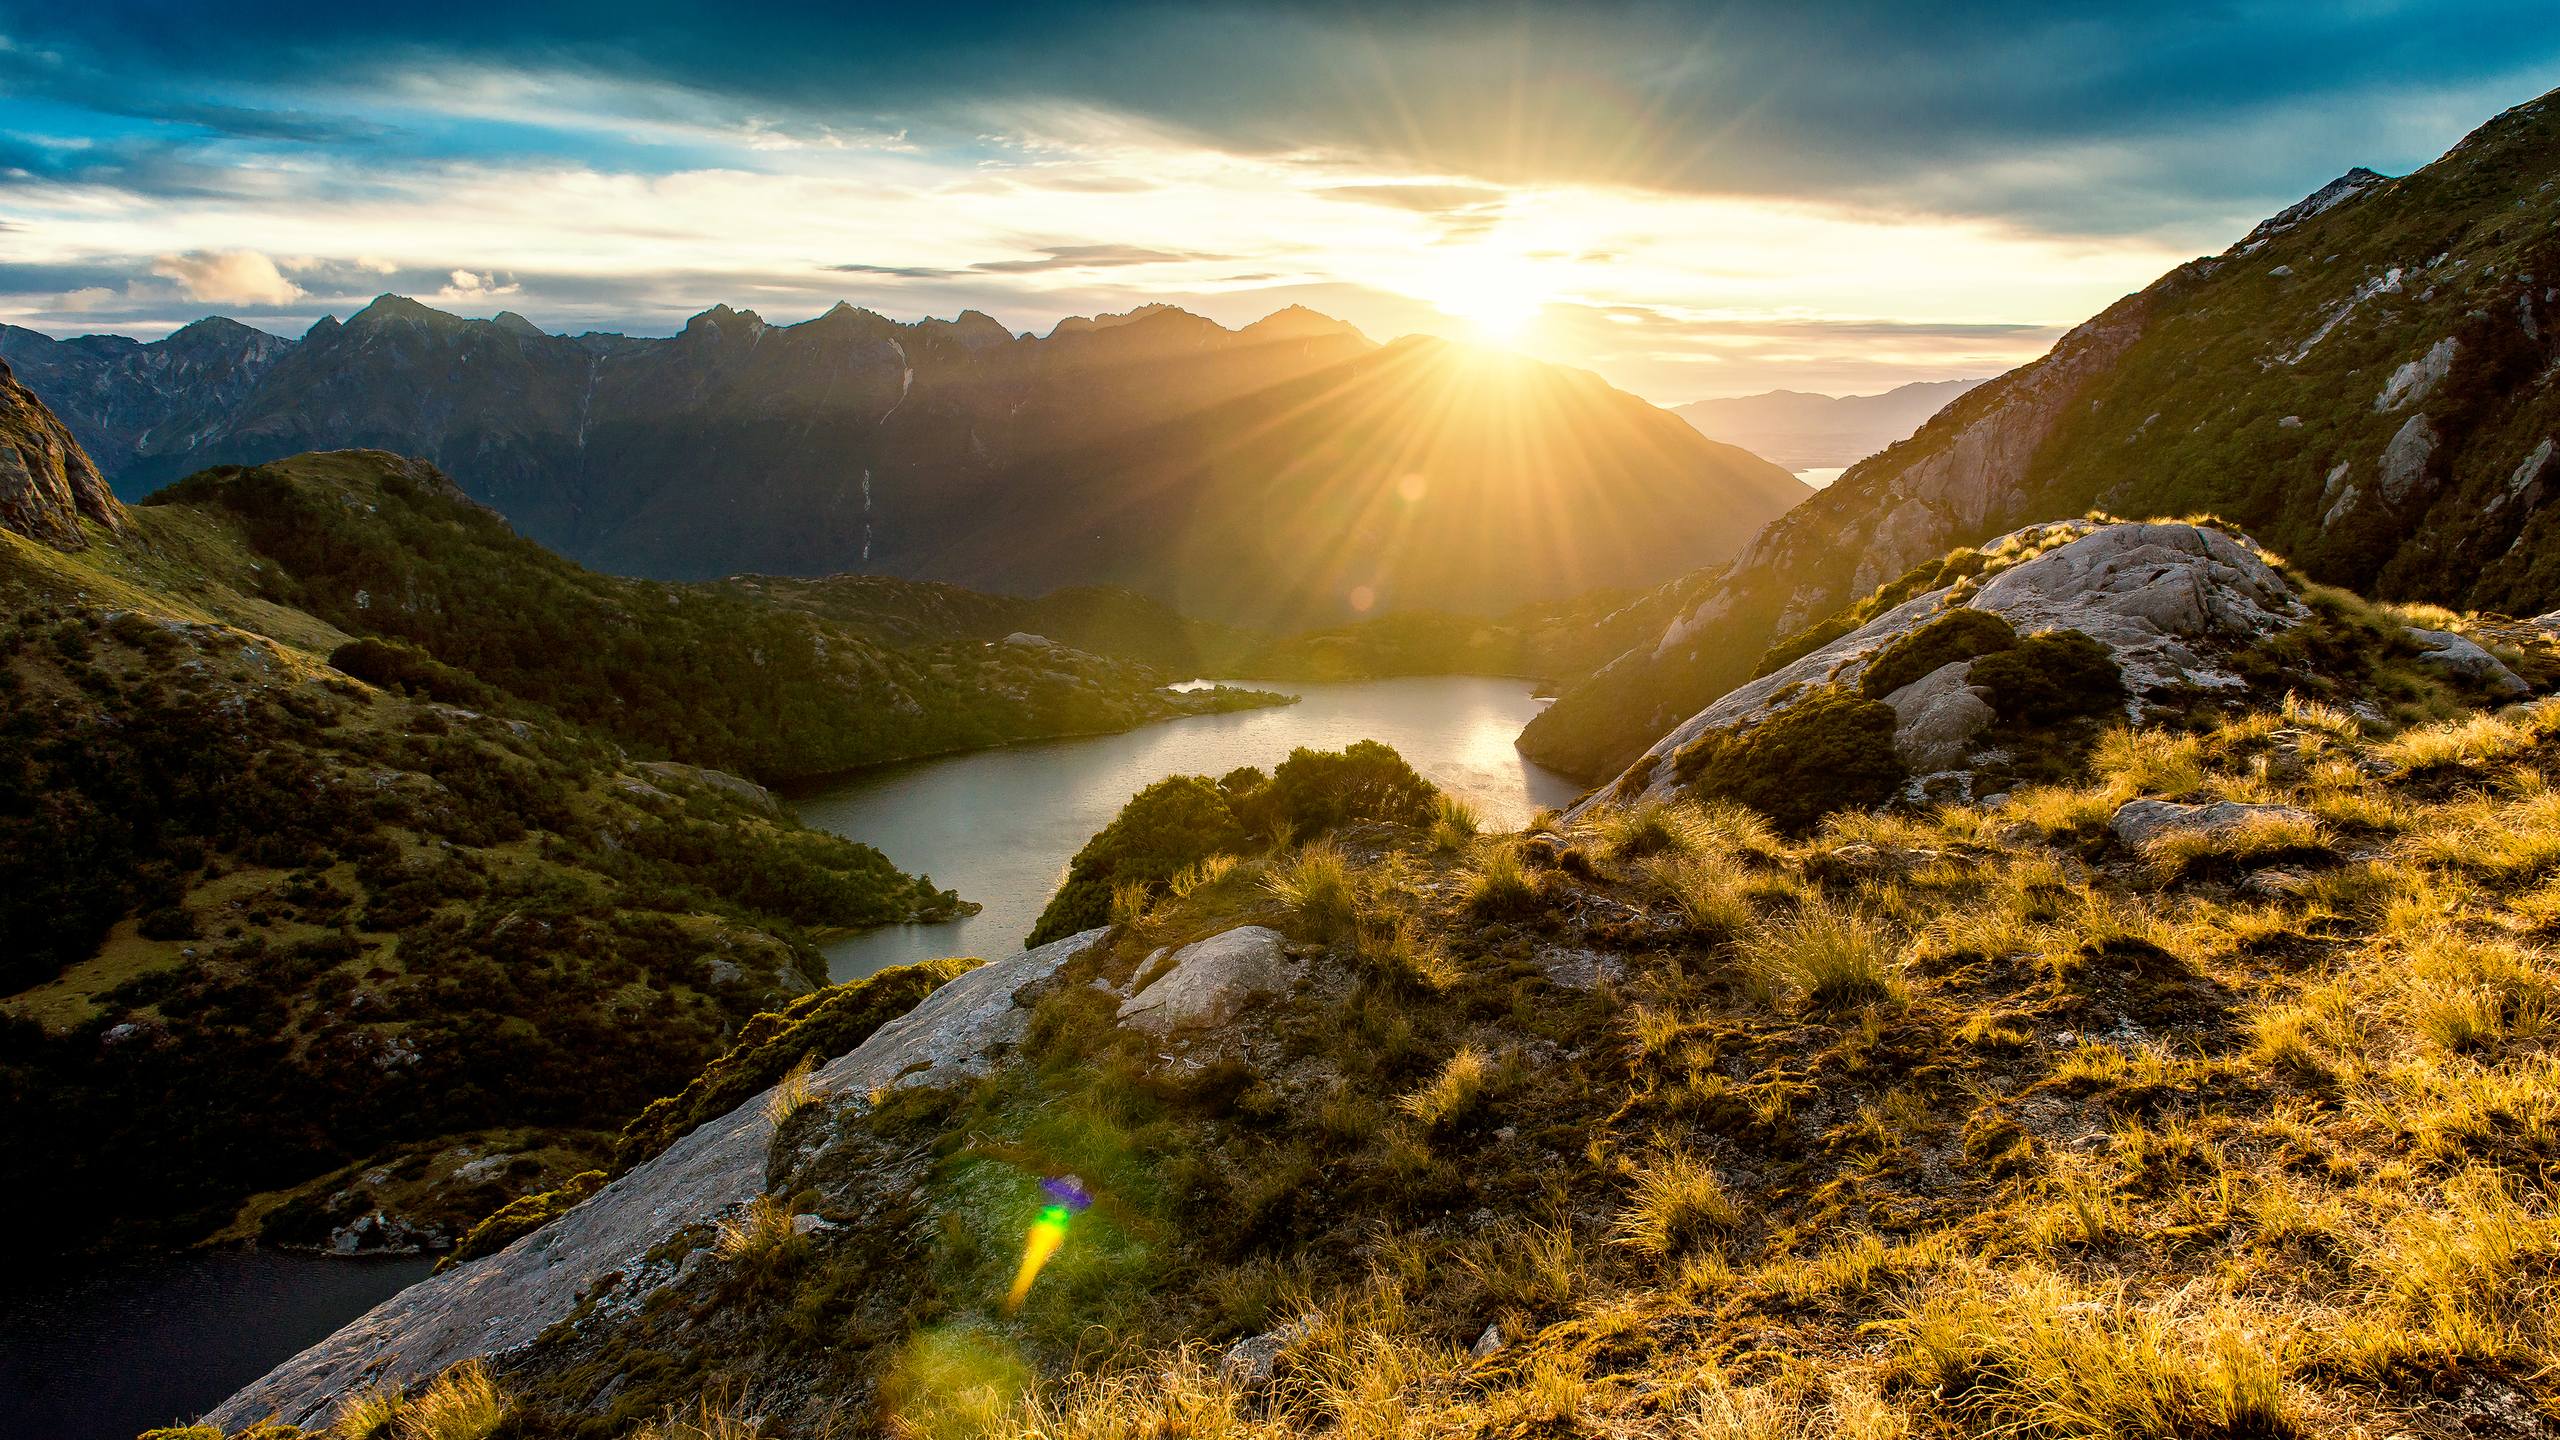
[2,2,2554,400]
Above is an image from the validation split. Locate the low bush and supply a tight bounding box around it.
[1972,629,2127,724]
[1673,689,1906,835]
[1859,607,2019,698]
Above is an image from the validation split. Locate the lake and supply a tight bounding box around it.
[0,1251,434,1440]
[10,675,1572,1437]
[803,675,1581,980]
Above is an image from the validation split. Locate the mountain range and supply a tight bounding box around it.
[1524,86,2560,781]
[1673,378,1985,471]
[0,301,1808,630]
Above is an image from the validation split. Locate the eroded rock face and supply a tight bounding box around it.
[0,358,124,548]
[1966,522,2303,696]
[1117,926,1295,1033]
[206,928,1112,1433]
[1580,521,2306,813]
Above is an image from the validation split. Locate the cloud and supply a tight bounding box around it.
[435,268,523,302]
[150,249,303,305]
[57,286,120,313]
[833,243,1232,280]
[11,2,2555,235]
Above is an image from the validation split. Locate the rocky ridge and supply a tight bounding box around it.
[1525,85,2560,781]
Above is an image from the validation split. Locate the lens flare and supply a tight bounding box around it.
[1003,1177,1091,1313]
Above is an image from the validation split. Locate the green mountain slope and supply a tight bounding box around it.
[1524,86,2560,782]
[0,368,1274,1261]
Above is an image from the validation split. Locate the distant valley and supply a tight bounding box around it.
[1674,377,1985,471]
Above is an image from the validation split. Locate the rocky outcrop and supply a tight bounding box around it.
[1117,926,1296,1033]
[207,928,1112,1432]
[1583,522,2308,811]
[2407,627,2531,697]
[1885,662,1997,772]
[2110,799,2315,848]
[0,358,124,547]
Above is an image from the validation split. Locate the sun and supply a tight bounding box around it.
[1426,250,1550,344]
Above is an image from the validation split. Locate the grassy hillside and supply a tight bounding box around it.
[0,434,1265,1259]
[235,683,2560,1440]
[0,512,963,1258]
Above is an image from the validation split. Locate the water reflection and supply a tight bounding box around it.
[801,676,1578,980]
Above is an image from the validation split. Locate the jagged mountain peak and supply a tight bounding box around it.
[344,293,462,331]
[1046,302,1206,338]
[490,310,546,338]
[1240,304,1366,341]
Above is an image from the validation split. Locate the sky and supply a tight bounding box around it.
[1,3,2555,403]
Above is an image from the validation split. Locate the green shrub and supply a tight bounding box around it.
[1026,776,1248,945]
[327,637,499,709]
[1971,630,2127,724]
[1673,689,1906,835]
[612,958,971,1170]
[435,1169,607,1271]
[1859,608,2019,698]
[1031,742,1440,945]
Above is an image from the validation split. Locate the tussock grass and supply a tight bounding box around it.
[1462,843,1551,920]
[1168,853,1241,900]
[332,1385,404,1440]
[1740,901,1904,1013]
[1895,1272,2292,1440]
[1594,798,1700,859]
[628,1399,767,1440]
[396,1361,507,1440]
[1427,794,1480,853]
[712,1193,803,1267]
[2140,811,2326,880]
[762,1052,816,1128]
[1396,1044,1496,1130]
[1643,852,1755,942]
[1265,840,1358,939]
[1616,1151,1740,1257]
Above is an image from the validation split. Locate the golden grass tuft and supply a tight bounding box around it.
[1265,839,1359,939]
[712,1193,804,1267]
[395,1360,507,1440]
[1427,793,1481,853]
[1615,1151,1741,1257]
[331,1385,404,1440]
[762,1051,817,1128]
[1396,1044,1495,1130]
[1740,901,1905,1013]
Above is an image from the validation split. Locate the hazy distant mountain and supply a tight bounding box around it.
[1523,86,2560,781]
[1,302,1808,628]
[1674,379,1985,471]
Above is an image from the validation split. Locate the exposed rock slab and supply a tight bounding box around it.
[2407,627,2531,697]
[2110,800,2315,848]
[1117,926,1294,1033]
[0,357,124,548]
[207,928,1112,1432]
[1582,522,2304,812]
[1884,661,1997,771]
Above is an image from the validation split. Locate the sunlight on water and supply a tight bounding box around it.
[802,676,1578,980]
